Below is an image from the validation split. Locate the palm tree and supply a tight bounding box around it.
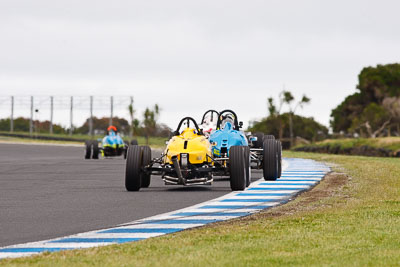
[281,91,310,147]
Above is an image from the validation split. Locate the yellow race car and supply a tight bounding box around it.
[125,117,248,191]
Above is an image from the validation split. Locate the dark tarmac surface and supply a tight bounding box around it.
[0,143,262,247]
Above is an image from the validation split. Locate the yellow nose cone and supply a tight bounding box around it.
[164,128,212,164]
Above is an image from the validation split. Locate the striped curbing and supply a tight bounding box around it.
[0,158,330,259]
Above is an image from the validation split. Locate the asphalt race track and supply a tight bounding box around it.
[0,143,263,247]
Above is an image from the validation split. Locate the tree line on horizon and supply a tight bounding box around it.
[0,103,171,138]
[331,63,400,138]
[1,63,398,142]
[248,91,328,146]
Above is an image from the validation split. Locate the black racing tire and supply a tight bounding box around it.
[243,146,251,187]
[229,146,246,191]
[125,145,142,191]
[140,146,152,188]
[253,132,264,148]
[123,141,129,159]
[92,141,99,159]
[277,140,282,178]
[264,135,276,140]
[84,140,92,159]
[263,139,278,180]
[131,139,138,146]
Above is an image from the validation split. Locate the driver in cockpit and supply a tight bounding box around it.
[220,114,235,130]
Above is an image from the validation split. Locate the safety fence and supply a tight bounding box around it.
[0,96,133,136]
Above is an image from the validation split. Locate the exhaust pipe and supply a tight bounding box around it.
[171,156,185,185]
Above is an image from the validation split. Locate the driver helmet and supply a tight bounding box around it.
[201,114,217,136]
[107,125,117,133]
[220,114,235,129]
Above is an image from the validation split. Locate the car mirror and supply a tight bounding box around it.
[239,121,243,128]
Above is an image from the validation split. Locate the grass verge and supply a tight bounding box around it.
[2,152,400,266]
[294,137,400,157]
[0,133,167,148]
[300,137,400,150]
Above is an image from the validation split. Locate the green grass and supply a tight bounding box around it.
[2,152,400,266]
[0,131,167,148]
[295,137,400,151]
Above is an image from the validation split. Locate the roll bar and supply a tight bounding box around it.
[201,110,220,124]
[216,109,242,131]
[174,117,203,136]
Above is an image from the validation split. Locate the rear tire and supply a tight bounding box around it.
[253,132,264,148]
[131,139,138,146]
[229,146,246,191]
[277,140,282,178]
[92,141,99,159]
[125,145,142,191]
[84,141,92,159]
[140,146,152,188]
[123,141,129,159]
[243,146,251,187]
[263,139,278,180]
[264,135,275,140]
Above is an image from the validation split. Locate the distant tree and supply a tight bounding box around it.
[280,91,310,147]
[350,103,391,138]
[132,118,140,136]
[0,117,30,132]
[76,117,129,135]
[0,117,66,134]
[263,91,311,146]
[128,97,136,138]
[249,113,328,142]
[331,63,400,136]
[143,104,160,144]
[267,97,277,116]
[266,95,286,139]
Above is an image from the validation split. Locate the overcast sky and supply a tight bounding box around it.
[1,0,399,129]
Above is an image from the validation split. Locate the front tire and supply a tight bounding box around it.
[243,146,251,187]
[92,141,99,159]
[125,145,142,191]
[140,146,152,188]
[229,146,246,191]
[84,141,92,159]
[263,139,278,180]
[276,140,282,178]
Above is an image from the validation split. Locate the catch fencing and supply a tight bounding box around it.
[0,96,133,136]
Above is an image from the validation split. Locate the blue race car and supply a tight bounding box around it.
[84,126,137,159]
[209,110,281,185]
[209,111,247,155]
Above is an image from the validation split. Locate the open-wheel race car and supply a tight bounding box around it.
[209,109,282,182]
[125,117,250,191]
[247,131,282,179]
[84,128,138,159]
[199,109,219,137]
